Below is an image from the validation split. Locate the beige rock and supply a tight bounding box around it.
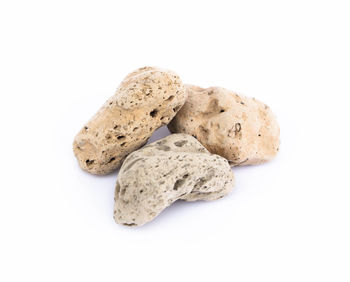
[73,67,187,175]
[168,85,280,166]
[114,134,235,227]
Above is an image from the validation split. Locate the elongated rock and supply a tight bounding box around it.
[168,85,280,166]
[73,67,187,175]
[114,134,235,227]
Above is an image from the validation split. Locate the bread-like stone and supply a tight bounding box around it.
[114,134,235,227]
[168,85,280,166]
[73,67,187,175]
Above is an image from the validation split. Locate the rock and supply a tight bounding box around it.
[168,85,280,166]
[114,134,235,226]
[73,67,187,175]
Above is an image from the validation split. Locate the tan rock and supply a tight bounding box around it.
[114,134,235,227]
[73,67,187,175]
[168,85,280,166]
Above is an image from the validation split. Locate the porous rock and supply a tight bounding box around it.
[168,85,280,166]
[73,67,187,175]
[114,134,235,227]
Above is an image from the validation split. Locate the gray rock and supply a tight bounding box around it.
[114,134,235,227]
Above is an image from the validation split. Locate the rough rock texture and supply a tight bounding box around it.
[114,134,235,227]
[73,67,187,175]
[168,85,280,166]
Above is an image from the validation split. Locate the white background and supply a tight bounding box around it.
[0,0,349,281]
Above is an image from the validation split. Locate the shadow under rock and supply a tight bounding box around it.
[131,193,236,230]
[147,126,171,144]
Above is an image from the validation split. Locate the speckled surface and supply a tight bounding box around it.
[168,85,280,166]
[114,134,235,227]
[73,67,187,175]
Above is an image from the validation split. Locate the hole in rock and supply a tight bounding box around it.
[85,159,94,166]
[150,109,158,117]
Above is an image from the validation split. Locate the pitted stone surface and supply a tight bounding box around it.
[73,67,187,175]
[168,85,280,166]
[114,134,235,227]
